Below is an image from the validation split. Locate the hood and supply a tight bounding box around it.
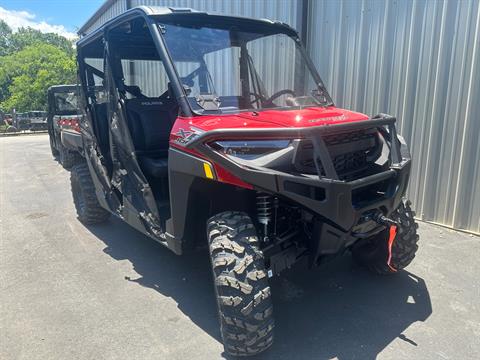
[189,106,370,132]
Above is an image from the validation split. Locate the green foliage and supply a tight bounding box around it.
[9,27,75,56]
[0,20,74,56]
[0,21,76,113]
[0,21,13,57]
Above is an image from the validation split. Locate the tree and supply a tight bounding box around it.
[9,27,75,56]
[0,21,76,113]
[0,21,13,57]
[0,43,76,112]
[0,20,75,56]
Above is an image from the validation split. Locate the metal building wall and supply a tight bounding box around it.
[85,0,128,33]
[307,0,480,234]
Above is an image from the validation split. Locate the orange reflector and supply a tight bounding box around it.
[203,162,214,179]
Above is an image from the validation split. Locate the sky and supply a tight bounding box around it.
[0,0,105,39]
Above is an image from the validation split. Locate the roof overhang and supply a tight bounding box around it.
[77,4,297,39]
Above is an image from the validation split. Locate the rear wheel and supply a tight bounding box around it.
[207,211,274,356]
[352,199,419,274]
[70,163,110,225]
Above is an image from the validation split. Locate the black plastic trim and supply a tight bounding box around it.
[186,115,410,231]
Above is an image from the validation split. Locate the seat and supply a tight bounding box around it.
[125,96,178,178]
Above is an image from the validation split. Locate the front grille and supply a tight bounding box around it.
[293,129,383,181]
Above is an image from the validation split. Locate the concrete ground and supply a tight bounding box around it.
[1,134,479,360]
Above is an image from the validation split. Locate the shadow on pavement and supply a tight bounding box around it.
[86,217,432,360]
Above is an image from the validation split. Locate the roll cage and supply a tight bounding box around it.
[76,6,332,118]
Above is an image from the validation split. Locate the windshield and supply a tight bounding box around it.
[160,20,331,114]
[54,91,78,112]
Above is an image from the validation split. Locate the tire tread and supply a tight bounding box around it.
[70,163,110,225]
[207,211,274,356]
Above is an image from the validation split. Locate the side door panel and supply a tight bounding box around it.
[78,48,122,214]
[103,27,165,238]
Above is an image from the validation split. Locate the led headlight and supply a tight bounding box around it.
[212,140,292,160]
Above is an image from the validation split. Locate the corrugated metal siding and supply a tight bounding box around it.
[86,0,127,33]
[308,0,480,234]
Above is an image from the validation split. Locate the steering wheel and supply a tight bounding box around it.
[249,92,268,106]
[265,89,296,104]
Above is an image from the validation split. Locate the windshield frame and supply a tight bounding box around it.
[155,16,334,116]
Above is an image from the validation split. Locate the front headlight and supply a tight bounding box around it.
[212,140,292,160]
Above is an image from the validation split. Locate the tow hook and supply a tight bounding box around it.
[371,213,399,272]
[372,213,399,227]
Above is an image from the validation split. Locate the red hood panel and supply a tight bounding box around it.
[188,106,370,131]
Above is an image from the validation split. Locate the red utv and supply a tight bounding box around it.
[72,7,419,356]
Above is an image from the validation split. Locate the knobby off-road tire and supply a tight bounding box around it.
[207,212,274,356]
[70,163,110,225]
[352,199,419,275]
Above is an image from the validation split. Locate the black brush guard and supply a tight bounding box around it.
[186,114,411,232]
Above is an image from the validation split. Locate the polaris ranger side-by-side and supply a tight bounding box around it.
[73,7,419,356]
[47,85,83,168]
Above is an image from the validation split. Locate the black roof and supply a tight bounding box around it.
[77,6,297,48]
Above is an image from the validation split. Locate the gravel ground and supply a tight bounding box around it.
[1,134,479,360]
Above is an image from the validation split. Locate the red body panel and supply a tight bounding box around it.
[169,106,370,189]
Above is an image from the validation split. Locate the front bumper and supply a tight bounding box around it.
[187,115,410,232]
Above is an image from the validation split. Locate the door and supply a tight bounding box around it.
[103,16,179,238]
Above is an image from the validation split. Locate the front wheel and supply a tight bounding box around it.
[352,199,419,274]
[207,211,274,356]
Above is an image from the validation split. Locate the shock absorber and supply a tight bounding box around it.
[256,193,277,241]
